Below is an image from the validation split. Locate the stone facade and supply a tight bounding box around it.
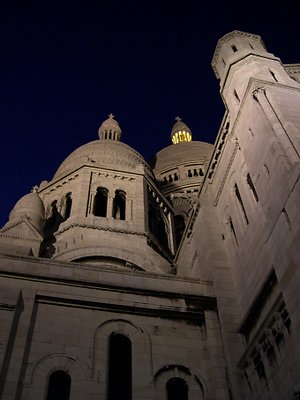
[0,30,300,400]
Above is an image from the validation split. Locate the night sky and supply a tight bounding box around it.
[1,1,300,227]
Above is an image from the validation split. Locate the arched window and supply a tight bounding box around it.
[62,192,72,220]
[112,190,126,220]
[157,213,168,249]
[49,200,58,219]
[108,333,132,400]
[46,200,60,228]
[166,377,188,400]
[93,187,108,217]
[46,370,71,400]
[148,202,169,250]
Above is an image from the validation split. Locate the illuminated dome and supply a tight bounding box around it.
[153,118,213,193]
[154,141,213,173]
[155,117,213,173]
[170,117,192,144]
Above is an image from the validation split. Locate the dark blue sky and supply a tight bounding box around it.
[1,1,300,227]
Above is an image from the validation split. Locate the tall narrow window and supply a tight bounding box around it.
[269,69,278,82]
[148,203,169,250]
[62,192,72,220]
[246,173,259,202]
[233,89,240,103]
[166,377,188,400]
[228,216,239,246]
[47,200,60,227]
[234,184,249,224]
[252,352,267,381]
[49,200,58,219]
[108,333,132,400]
[46,370,71,400]
[93,187,108,217]
[112,190,126,220]
[157,212,169,249]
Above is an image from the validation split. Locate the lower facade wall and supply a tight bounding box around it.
[0,273,229,400]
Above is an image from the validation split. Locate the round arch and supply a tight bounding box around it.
[153,364,208,400]
[24,353,90,400]
[93,318,153,390]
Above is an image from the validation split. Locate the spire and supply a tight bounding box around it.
[170,117,192,144]
[98,113,122,141]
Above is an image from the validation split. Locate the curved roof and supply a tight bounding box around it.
[53,139,153,179]
[9,192,45,220]
[153,141,214,173]
[8,191,45,232]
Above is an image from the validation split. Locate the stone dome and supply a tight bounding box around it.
[153,141,214,174]
[53,139,153,179]
[8,191,45,232]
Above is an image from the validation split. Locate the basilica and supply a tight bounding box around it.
[0,30,300,400]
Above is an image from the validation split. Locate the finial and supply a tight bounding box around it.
[31,185,39,193]
[108,113,114,119]
[175,116,181,122]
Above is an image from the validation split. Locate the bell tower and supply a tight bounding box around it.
[211,30,299,120]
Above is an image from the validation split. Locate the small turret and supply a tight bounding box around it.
[8,190,45,234]
[0,188,45,256]
[211,30,276,85]
[98,113,122,141]
[170,117,192,144]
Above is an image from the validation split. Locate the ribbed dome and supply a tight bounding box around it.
[153,141,214,173]
[54,140,153,179]
[9,191,45,232]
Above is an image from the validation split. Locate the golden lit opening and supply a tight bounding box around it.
[171,130,192,144]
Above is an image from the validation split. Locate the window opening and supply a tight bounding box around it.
[166,377,188,400]
[233,89,240,103]
[231,44,238,52]
[112,190,126,220]
[252,352,267,381]
[63,192,72,220]
[50,200,58,219]
[46,200,61,228]
[93,187,108,217]
[234,184,249,224]
[263,163,270,176]
[46,370,71,400]
[228,216,239,246]
[269,69,278,82]
[108,333,132,400]
[246,173,259,202]
[148,203,169,250]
